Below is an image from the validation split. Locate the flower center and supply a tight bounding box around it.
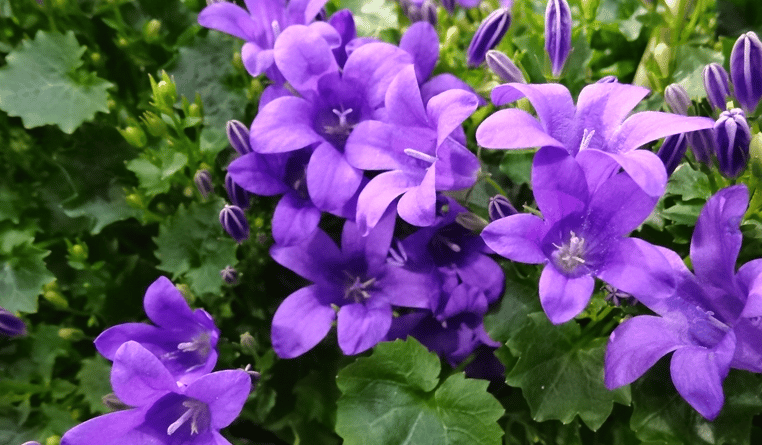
[177,331,212,358]
[387,239,408,267]
[167,398,210,436]
[343,271,376,303]
[553,231,587,273]
[323,108,355,135]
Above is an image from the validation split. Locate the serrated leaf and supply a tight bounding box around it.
[666,164,713,202]
[483,271,542,343]
[673,45,724,101]
[62,183,141,234]
[0,30,112,133]
[336,338,504,445]
[499,151,534,185]
[661,201,703,226]
[125,145,188,197]
[153,197,238,296]
[503,313,630,431]
[76,357,112,415]
[0,230,55,314]
[340,0,398,36]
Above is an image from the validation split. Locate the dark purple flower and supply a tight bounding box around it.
[688,128,715,165]
[703,63,731,111]
[664,83,691,115]
[61,342,250,445]
[481,147,675,324]
[269,210,438,357]
[545,0,572,76]
[328,9,356,68]
[606,185,762,420]
[0,307,25,337]
[94,277,220,385]
[226,120,252,156]
[219,204,249,243]
[656,133,689,176]
[193,170,214,199]
[486,50,526,83]
[714,108,751,178]
[476,82,715,197]
[467,8,511,67]
[488,194,518,221]
[730,31,762,113]
[224,173,251,209]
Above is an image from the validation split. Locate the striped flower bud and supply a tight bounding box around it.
[664,83,691,115]
[486,50,526,83]
[714,108,751,178]
[226,119,252,155]
[488,195,518,221]
[220,265,239,285]
[220,204,250,243]
[0,307,26,337]
[545,0,572,77]
[225,173,252,209]
[687,128,715,166]
[596,75,618,84]
[703,63,731,111]
[193,169,214,199]
[420,0,437,26]
[730,31,762,113]
[467,8,511,67]
[441,0,455,14]
[656,133,689,176]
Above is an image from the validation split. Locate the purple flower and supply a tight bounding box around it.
[0,307,26,337]
[219,204,249,243]
[486,50,526,83]
[61,341,250,445]
[688,128,715,165]
[481,147,675,324]
[656,133,688,176]
[94,277,220,385]
[664,83,691,115]
[345,65,481,232]
[226,120,252,156]
[703,63,731,111]
[476,82,715,197]
[714,108,751,178]
[269,210,438,357]
[467,8,511,67]
[224,173,252,209]
[197,0,329,80]
[545,0,572,76]
[730,31,762,113]
[605,185,762,420]
[193,170,214,199]
[488,194,518,221]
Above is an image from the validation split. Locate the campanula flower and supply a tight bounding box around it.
[703,63,731,111]
[467,8,511,67]
[0,307,25,337]
[545,0,572,76]
[730,31,762,113]
[715,108,751,178]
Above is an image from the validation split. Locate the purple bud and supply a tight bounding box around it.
[486,50,526,83]
[316,7,328,21]
[0,307,26,337]
[220,204,249,243]
[488,195,518,221]
[656,133,689,176]
[441,0,455,14]
[226,120,252,155]
[545,0,572,77]
[225,173,251,209]
[193,169,213,199]
[467,8,511,67]
[730,31,762,113]
[664,83,691,115]
[714,108,751,178]
[220,265,239,285]
[703,63,731,111]
[420,0,437,26]
[596,75,618,84]
[687,128,715,165]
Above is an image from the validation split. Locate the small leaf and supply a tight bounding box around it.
[666,164,713,202]
[125,145,188,197]
[0,227,55,314]
[0,30,112,133]
[336,338,504,445]
[76,357,113,415]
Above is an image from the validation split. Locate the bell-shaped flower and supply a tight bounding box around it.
[269,209,438,358]
[605,185,762,420]
[61,341,250,445]
[481,147,676,324]
[345,65,481,233]
[730,31,762,113]
[94,277,220,385]
[715,108,751,178]
[476,81,715,197]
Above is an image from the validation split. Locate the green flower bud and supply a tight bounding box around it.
[125,193,143,208]
[68,243,88,263]
[233,52,244,71]
[118,126,146,148]
[46,435,61,445]
[143,19,162,43]
[189,103,202,119]
[43,290,69,309]
[58,328,85,341]
[240,332,257,356]
[141,111,167,137]
[653,43,671,78]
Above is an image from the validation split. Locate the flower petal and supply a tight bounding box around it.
[343,42,414,109]
[185,369,251,429]
[241,42,273,78]
[378,266,439,309]
[385,65,429,128]
[142,276,196,330]
[307,143,363,212]
[273,25,339,95]
[587,171,658,237]
[538,265,595,324]
[573,83,650,151]
[271,193,322,247]
[532,146,589,222]
[337,300,393,355]
[601,149,668,198]
[481,214,546,264]
[227,152,290,196]
[198,3,260,41]
[427,89,479,148]
[356,170,417,234]
[609,112,715,154]
[397,166,437,227]
[271,285,337,358]
[434,137,480,190]
[476,108,564,150]
[597,238,676,302]
[250,97,322,153]
[270,226,341,283]
[111,341,176,407]
[400,21,439,82]
[421,73,487,106]
[60,408,146,445]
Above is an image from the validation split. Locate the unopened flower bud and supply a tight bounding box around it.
[749,133,762,179]
[488,195,518,221]
[0,307,26,337]
[143,19,162,43]
[220,265,239,285]
[226,120,252,155]
[141,111,167,136]
[21,442,42,445]
[419,0,437,26]
[455,212,488,233]
[441,0,455,13]
[119,126,146,148]
[545,0,572,76]
[486,50,526,83]
[225,173,251,209]
[714,108,751,178]
[45,437,60,445]
[189,103,202,119]
[220,205,249,243]
[664,83,691,115]
[703,63,731,111]
[656,133,689,176]
[467,8,511,67]
[43,290,69,309]
[240,332,256,355]
[194,169,214,199]
[58,327,85,341]
[730,31,762,113]
[596,75,618,83]
[687,128,715,166]
[653,43,671,78]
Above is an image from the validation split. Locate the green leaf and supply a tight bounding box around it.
[499,151,535,185]
[125,144,188,197]
[335,338,504,445]
[0,30,112,134]
[666,164,713,202]
[483,270,542,344]
[661,201,703,226]
[672,45,724,100]
[503,313,630,431]
[339,0,399,37]
[0,227,55,314]
[62,183,141,234]
[76,357,113,415]
[153,197,238,296]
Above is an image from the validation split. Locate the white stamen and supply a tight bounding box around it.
[271,20,281,40]
[579,129,595,151]
[404,148,438,164]
[167,400,206,435]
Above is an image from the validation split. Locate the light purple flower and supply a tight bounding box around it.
[61,341,250,445]
[345,65,481,232]
[481,147,675,324]
[605,185,762,420]
[269,209,438,358]
[476,82,715,197]
[94,277,220,385]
